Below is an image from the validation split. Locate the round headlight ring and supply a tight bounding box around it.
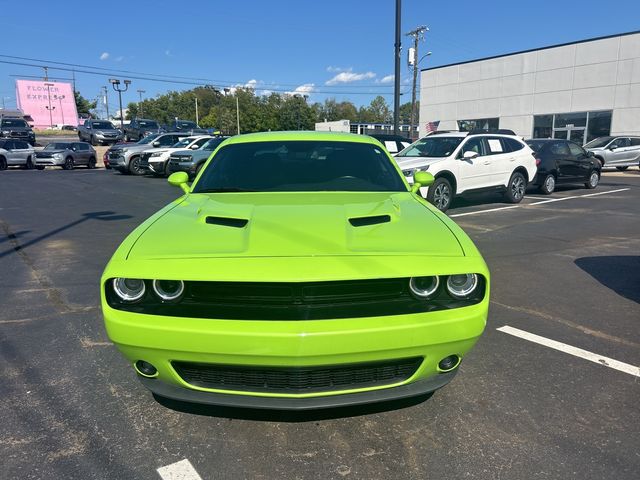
[152,279,185,302]
[113,278,146,302]
[446,274,479,299]
[409,276,440,299]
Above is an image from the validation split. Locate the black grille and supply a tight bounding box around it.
[172,357,423,393]
[106,277,486,320]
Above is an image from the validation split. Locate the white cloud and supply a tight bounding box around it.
[285,83,315,96]
[326,66,345,72]
[99,52,109,61]
[325,71,376,85]
[245,79,259,89]
[379,74,394,84]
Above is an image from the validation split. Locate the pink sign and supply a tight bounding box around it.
[15,80,79,129]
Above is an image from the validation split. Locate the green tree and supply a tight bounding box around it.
[74,90,96,116]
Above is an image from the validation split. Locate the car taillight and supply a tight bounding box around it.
[535,158,541,166]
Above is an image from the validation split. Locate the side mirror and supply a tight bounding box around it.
[152,141,161,147]
[411,171,435,193]
[168,172,190,194]
[463,150,479,160]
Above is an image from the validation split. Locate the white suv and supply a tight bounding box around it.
[0,139,36,170]
[395,131,537,212]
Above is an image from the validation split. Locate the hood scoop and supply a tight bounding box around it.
[349,214,391,227]
[205,216,248,228]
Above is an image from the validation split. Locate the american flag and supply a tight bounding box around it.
[425,120,440,133]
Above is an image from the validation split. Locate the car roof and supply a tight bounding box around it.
[224,131,382,146]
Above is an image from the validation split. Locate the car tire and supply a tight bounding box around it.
[426,177,453,212]
[504,171,526,203]
[36,165,45,170]
[195,163,203,177]
[615,166,629,171]
[90,135,98,146]
[585,170,600,189]
[128,156,144,175]
[88,156,97,169]
[25,156,34,170]
[539,174,555,195]
[63,157,74,170]
[0,156,7,170]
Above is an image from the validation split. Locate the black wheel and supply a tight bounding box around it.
[25,156,34,170]
[504,171,526,203]
[88,156,96,169]
[538,173,555,195]
[585,170,600,189]
[63,157,75,170]
[0,156,7,170]
[36,165,45,170]
[128,156,144,175]
[615,166,629,171]
[90,135,98,146]
[426,177,453,212]
[194,163,204,177]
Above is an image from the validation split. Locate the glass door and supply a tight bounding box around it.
[569,128,585,145]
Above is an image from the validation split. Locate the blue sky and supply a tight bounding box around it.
[0,0,638,113]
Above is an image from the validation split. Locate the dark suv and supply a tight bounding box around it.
[167,120,208,135]
[0,117,36,145]
[124,119,163,142]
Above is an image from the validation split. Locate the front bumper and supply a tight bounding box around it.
[103,300,486,408]
[167,160,198,175]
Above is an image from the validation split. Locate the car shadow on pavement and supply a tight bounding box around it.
[575,256,640,304]
[152,392,433,422]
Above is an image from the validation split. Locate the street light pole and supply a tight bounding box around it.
[195,96,199,125]
[44,82,55,128]
[137,89,145,117]
[109,78,131,129]
[102,86,110,120]
[393,0,402,135]
[58,94,65,125]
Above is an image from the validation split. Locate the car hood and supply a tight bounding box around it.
[126,192,464,260]
[95,129,120,135]
[394,156,447,171]
[36,149,67,155]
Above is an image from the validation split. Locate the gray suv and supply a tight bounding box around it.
[585,136,640,170]
[108,133,189,175]
[77,120,124,145]
[124,118,163,142]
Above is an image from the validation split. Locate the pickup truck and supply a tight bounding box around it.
[77,120,124,145]
[124,118,163,142]
[167,120,208,135]
[0,117,36,145]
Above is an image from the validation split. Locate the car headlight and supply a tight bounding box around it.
[150,152,164,157]
[1,130,10,135]
[402,169,415,177]
[113,278,146,302]
[152,280,184,301]
[446,274,479,299]
[409,276,440,299]
[53,153,63,159]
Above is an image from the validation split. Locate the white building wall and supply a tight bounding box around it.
[419,32,640,138]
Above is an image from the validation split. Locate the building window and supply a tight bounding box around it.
[586,111,612,143]
[457,118,499,132]
[533,115,553,139]
[554,112,587,128]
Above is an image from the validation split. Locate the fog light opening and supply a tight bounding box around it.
[134,360,158,378]
[438,355,461,372]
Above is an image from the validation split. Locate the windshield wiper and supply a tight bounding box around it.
[197,187,258,193]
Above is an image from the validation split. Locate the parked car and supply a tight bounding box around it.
[395,130,537,212]
[77,120,124,145]
[108,133,190,175]
[584,136,640,170]
[140,135,212,176]
[167,119,208,135]
[0,117,36,145]
[370,134,412,156]
[100,131,489,409]
[35,142,97,170]
[124,119,163,142]
[167,136,229,178]
[0,139,35,170]
[526,139,601,194]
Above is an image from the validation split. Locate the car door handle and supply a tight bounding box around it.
[509,157,516,162]
[483,161,490,165]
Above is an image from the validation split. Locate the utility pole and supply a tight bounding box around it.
[194,96,199,125]
[102,86,110,120]
[137,89,145,117]
[393,0,402,135]
[43,66,49,81]
[406,25,428,140]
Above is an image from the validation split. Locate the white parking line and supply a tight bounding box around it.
[157,459,203,480]
[449,188,630,217]
[497,325,640,377]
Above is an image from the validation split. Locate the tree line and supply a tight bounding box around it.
[108,86,417,134]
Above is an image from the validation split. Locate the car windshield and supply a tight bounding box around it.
[584,137,614,148]
[172,138,195,148]
[91,121,115,129]
[395,136,463,158]
[1,119,27,128]
[138,121,158,128]
[194,140,407,193]
[176,121,197,129]
[138,134,160,144]
[44,143,73,150]
[202,138,225,150]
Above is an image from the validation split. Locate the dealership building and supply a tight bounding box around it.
[419,30,640,143]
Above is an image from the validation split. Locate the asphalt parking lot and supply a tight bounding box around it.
[1,168,638,480]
